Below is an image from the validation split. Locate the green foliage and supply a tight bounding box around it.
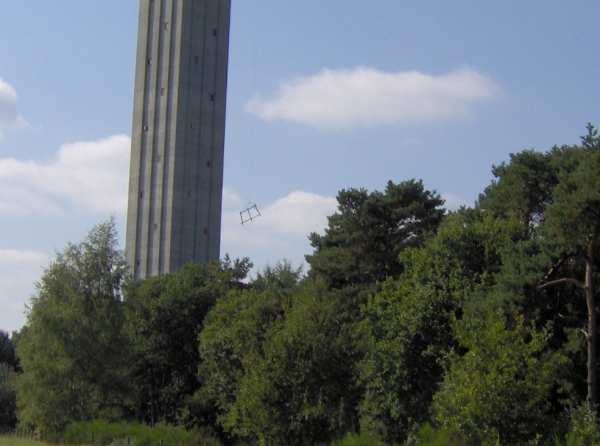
[16,218,130,433]
[358,209,521,444]
[197,267,294,440]
[414,423,472,446]
[0,331,19,429]
[0,439,50,446]
[358,282,446,444]
[124,256,251,427]
[330,432,385,446]
[198,263,356,445]
[0,331,20,373]
[226,281,360,446]
[433,307,567,445]
[3,127,597,443]
[64,420,220,446]
[552,405,600,446]
[198,260,362,445]
[542,141,600,256]
[539,131,600,410]
[0,364,17,428]
[306,179,444,305]
[479,148,558,231]
[478,125,600,410]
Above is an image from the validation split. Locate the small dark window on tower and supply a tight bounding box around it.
[187,190,192,198]
[154,224,158,232]
[140,191,144,199]
[204,228,208,235]
[136,259,141,267]
[164,22,169,30]
[147,58,152,66]
[208,93,215,102]
[161,87,165,96]
[194,55,199,64]
[206,161,211,167]
[143,124,149,131]
[212,28,218,37]
[190,122,196,130]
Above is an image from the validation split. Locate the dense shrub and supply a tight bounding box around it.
[330,433,386,446]
[0,363,17,428]
[64,421,220,446]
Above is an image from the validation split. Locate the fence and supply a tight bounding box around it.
[0,427,42,441]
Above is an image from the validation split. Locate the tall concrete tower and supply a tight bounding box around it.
[126,0,231,279]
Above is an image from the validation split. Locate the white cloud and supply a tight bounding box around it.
[0,78,28,140]
[222,187,243,207]
[259,191,336,234]
[223,190,336,240]
[0,134,130,215]
[246,66,501,129]
[0,249,49,332]
[441,193,468,210]
[221,190,337,269]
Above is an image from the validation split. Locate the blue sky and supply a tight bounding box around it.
[0,1,599,332]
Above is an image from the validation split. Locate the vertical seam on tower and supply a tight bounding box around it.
[140,0,158,278]
[207,0,221,261]
[147,0,168,277]
[192,1,210,262]
[160,0,177,276]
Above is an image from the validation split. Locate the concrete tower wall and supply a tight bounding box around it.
[126,0,231,279]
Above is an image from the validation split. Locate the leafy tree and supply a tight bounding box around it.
[358,209,522,444]
[306,179,444,305]
[226,280,360,446]
[433,307,567,445]
[124,256,251,427]
[252,259,303,292]
[197,262,304,443]
[479,124,600,412]
[0,331,19,428]
[0,330,20,372]
[538,127,600,410]
[16,219,130,433]
[479,149,558,232]
[0,363,17,428]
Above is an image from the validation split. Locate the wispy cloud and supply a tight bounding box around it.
[0,134,130,215]
[246,66,501,129]
[259,191,337,235]
[441,193,468,210]
[221,190,337,268]
[0,78,29,140]
[0,249,49,332]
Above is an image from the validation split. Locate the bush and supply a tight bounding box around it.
[64,421,220,446]
[554,405,600,446]
[330,433,386,446]
[0,363,17,428]
[414,423,473,446]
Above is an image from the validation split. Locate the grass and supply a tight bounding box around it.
[0,438,51,446]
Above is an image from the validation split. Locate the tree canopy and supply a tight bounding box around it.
[306,179,444,308]
[6,125,600,446]
[16,219,130,432]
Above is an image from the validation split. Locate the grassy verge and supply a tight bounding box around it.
[0,438,51,446]
[64,421,221,446]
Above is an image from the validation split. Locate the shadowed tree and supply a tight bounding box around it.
[306,179,444,307]
[538,125,600,410]
[124,256,251,427]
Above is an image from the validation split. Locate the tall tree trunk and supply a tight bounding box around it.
[585,238,596,411]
